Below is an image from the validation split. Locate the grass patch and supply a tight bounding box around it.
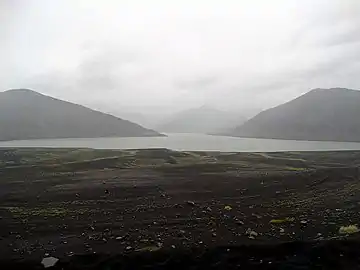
[285,166,306,171]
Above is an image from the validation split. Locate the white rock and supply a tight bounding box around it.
[41,257,59,268]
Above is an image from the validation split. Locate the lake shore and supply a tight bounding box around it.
[1,148,360,268]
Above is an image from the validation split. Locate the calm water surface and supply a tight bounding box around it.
[1,133,360,152]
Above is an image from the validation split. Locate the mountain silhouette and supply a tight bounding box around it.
[0,89,163,141]
[231,88,360,142]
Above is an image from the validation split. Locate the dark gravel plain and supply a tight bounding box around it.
[1,148,360,269]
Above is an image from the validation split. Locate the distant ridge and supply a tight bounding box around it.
[157,106,246,134]
[231,88,360,142]
[0,89,163,141]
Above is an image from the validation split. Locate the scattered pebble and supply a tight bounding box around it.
[186,201,196,207]
[246,228,258,239]
[236,220,245,226]
[41,257,59,268]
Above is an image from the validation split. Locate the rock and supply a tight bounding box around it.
[236,220,245,226]
[41,257,59,268]
[300,220,308,225]
[186,201,196,207]
[279,228,285,233]
[116,236,126,241]
[245,228,258,239]
[125,246,133,251]
[224,205,232,211]
[212,232,217,237]
[171,245,176,249]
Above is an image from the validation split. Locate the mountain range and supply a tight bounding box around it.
[0,89,162,141]
[157,106,246,134]
[231,88,360,142]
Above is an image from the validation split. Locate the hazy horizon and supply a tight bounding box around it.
[1,0,360,118]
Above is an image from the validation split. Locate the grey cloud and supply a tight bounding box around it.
[175,76,218,90]
[1,0,360,116]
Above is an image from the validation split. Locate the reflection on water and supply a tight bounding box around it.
[1,133,360,152]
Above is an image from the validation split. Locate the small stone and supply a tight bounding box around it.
[186,201,196,207]
[245,228,258,238]
[171,245,176,249]
[280,228,285,233]
[300,220,308,225]
[125,246,133,251]
[41,257,59,268]
[212,232,217,237]
[236,220,245,226]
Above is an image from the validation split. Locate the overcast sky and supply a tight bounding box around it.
[1,0,360,115]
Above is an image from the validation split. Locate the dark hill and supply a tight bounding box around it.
[232,88,360,142]
[0,89,163,141]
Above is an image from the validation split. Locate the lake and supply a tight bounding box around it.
[1,133,360,152]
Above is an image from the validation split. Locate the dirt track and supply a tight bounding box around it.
[0,148,360,267]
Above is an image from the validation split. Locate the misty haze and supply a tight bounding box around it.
[1,1,360,269]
